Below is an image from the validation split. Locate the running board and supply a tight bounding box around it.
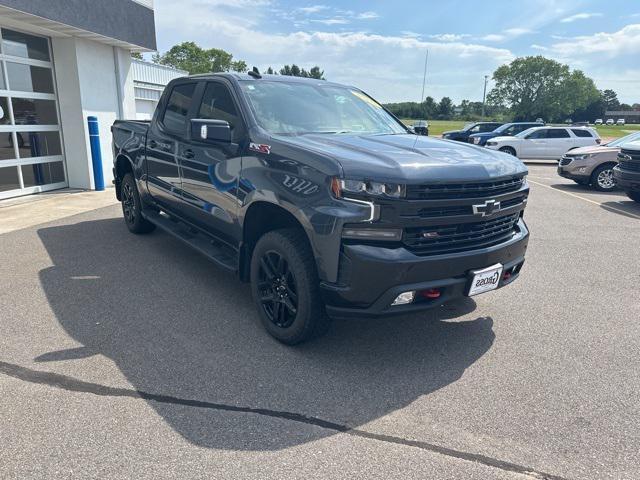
[141,209,237,272]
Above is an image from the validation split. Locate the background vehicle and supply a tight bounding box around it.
[468,121,542,146]
[614,141,640,203]
[441,121,502,142]
[617,119,626,126]
[595,119,603,125]
[111,73,530,344]
[535,117,544,123]
[564,118,573,124]
[557,131,640,191]
[606,119,615,125]
[412,120,429,135]
[485,126,601,160]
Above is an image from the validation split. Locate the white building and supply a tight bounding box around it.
[0,0,157,199]
[133,59,187,120]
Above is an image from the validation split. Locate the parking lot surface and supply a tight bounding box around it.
[1,164,639,479]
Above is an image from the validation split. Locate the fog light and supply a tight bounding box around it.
[392,291,415,306]
[342,228,402,241]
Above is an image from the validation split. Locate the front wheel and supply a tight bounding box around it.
[627,191,640,203]
[499,146,516,156]
[250,228,331,345]
[590,164,616,191]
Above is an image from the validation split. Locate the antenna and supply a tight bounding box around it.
[248,66,262,79]
[413,49,429,148]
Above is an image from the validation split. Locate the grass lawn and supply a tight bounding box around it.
[401,119,640,140]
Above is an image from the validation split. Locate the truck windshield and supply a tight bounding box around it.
[239,80,407,136]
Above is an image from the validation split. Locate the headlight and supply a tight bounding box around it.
[487,141,497,147]
[573,154,593,161]
[331,178,405,199]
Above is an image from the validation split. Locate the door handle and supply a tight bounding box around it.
[183,149,195,159]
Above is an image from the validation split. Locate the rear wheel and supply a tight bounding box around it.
[250,228,330,345]
[121,173,155,234]
[499,146,516,156]
[590,164,616,191]
[627,191,640,203]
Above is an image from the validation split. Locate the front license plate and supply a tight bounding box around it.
[467,263,503,297]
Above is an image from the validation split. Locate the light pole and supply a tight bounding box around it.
[481,75,489,118]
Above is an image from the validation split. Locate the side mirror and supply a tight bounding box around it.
[190,119,231,143]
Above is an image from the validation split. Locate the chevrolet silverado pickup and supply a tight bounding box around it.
[614,141,640,203]
[111,72,530,344]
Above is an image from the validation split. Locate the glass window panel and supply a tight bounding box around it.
[21,161,65,187]
[11,98,58,125]
[1,29,50,61]
[0,97,10,124]
[17,131,61,159]
[6,63,54,94]
[162,83,197,133]
[0,166,20,192]
[0,132,16,160]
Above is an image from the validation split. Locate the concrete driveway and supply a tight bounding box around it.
[1,165,639,479]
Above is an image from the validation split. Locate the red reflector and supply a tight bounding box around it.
[421,288,441,299]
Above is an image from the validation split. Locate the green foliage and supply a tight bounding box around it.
[130,52,143,60]
[153,41,247,74]
[487,56,600,122]
[279,64,325,79]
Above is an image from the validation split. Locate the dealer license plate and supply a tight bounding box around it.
[467,263,503,297]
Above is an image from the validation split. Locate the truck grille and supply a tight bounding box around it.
[403,212,520,256]
[405,176,524,200]
[618,149,640,172]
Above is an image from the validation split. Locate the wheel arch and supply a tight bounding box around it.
[114,153,134,201]
[239,201,314,282]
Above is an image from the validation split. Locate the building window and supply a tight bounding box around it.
[0,27,66,199]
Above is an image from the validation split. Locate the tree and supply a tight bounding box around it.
[602,89,620,111]
[438,97,453,118]
[265,66,277,75]
[130,52,143,60]
[153,41,247,74]
[487,56,600,122]
[279,64,325,79]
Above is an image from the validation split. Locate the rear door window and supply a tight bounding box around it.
[527,129,548,139]
[547,129,570,139]
[162,83,197,134]
[571,129,593,138]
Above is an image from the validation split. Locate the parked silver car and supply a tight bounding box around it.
[557,131,640,191]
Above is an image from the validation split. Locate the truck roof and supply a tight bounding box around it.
[186,72,348,88]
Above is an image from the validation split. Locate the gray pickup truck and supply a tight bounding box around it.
[111,72,530,344]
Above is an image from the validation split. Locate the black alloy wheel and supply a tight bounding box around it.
[257,250,298,328]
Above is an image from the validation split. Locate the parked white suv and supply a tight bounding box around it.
[594,118,603,125]
[606,119,615,125]
[485,126,601,160]
[617,118,626,126]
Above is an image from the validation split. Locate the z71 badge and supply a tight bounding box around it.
[249,143,271,155]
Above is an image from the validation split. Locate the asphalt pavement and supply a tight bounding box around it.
[1,164,639,479]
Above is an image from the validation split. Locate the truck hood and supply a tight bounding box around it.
[442,129,466,136]
[280,133,527,182]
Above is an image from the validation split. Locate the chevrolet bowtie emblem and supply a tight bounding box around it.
[472,199,501,217]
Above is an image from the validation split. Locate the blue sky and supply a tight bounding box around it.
[153,0,640,104]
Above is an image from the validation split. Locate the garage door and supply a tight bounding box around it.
[0,27,66,200]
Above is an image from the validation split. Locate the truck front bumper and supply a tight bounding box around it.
[614,166,640,192]
[321,219,529,318]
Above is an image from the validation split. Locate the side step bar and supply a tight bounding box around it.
[141,209,237,272]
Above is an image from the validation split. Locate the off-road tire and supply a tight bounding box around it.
[121,173,155,234]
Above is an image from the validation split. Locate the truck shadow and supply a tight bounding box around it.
[36,217,494,451]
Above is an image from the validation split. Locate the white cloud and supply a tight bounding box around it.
[548,23,640,57]
[481,34,505,42]
[357,11,379,20]
[154,0,514,103]
[530,44,548,50]
[428,33,471,42]
[560,12,603,23]
[297,5,328,14]
[311,17,350,25]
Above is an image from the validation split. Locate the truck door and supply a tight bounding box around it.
[145,81,198,213]
[178,80,245,246]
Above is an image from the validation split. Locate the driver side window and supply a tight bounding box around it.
[198,82,244,140]
[527,129,547,139]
